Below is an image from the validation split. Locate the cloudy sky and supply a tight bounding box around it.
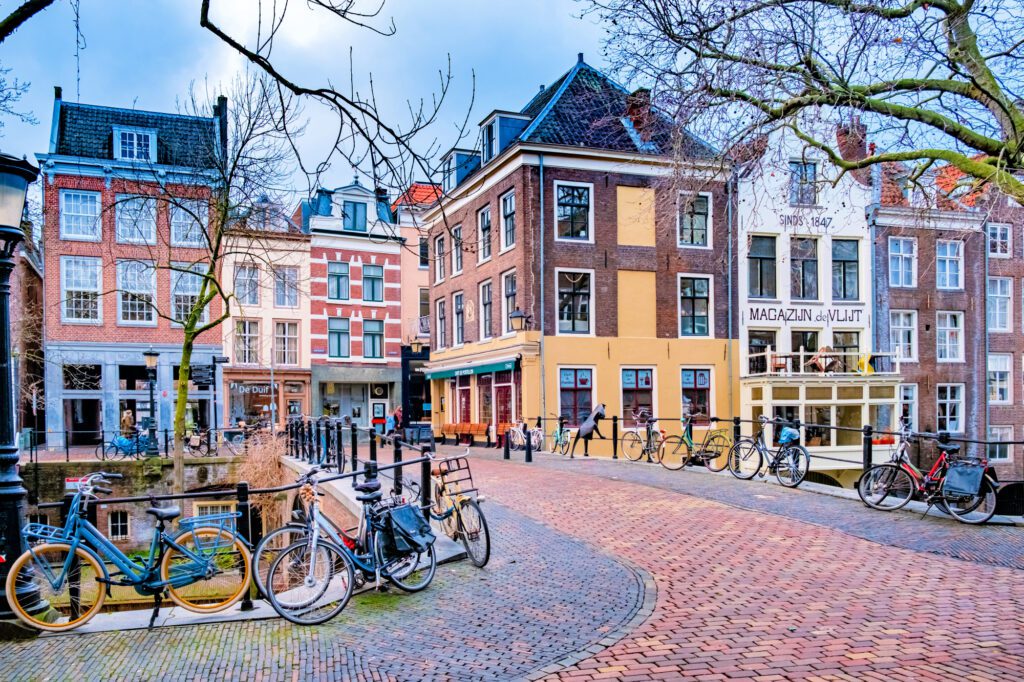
[1,0,607,191]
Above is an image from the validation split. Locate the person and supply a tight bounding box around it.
[393,406,403,429]
[121,409,135,437]
[385,410,396,437]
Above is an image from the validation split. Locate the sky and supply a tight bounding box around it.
[0,0,608,193]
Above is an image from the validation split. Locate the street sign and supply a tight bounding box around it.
[191,364,214,387]
[65,477,84,491]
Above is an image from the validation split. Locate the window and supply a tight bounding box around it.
[452,226,463,274]
[889,237,916,288]
[988,277,1011,332]
[108,510,130,540]
[501,192,515,249]
[936,312,964,362]
[418,288,430,333]
[791,330,818,354]
[482,121,497,162]
[889,311,917,361]
[936,384,964,433]
[557,271,592,334]
[831,239,859,300]
[678,195,709,247]
[27,513,48,526]
[115,128,154,162]
[434,237,446,281]
[832,331,859,357]
[171,265,209,326]
[453,292,465,345]
[559,368,593,426]
[235,320,260,364]
[195,501,235,517]
[343,201,367,231]
[621,369,654,420]
[988,223,1011,257]
[748,236,776,298]
[899,384,918,431]
[556,183,591,240]
[116,195,157,244]
[480,281,493,339]
[273,267,299,307]
[436,299,447,348]
[502,271,517,334]
[60,190,100,240]
[116,260,156,325]
[747,330,776,374]
[936,240,963,290]
[274,322,298,366]
[362,264,384,302]
[235,265,260,306]
[790,238,818,300]
[789,161,817,205]
[988,354,1012,404]
[418,238,429,268]
[321,262,348,301]
[478,207,492,261]
[170,200,207,247]
[328,317,350,358]
[363,319,384,359]
[678,276,711,336]
[61,256,102,322]
[988,426,1012,461]
[681,369,712,423]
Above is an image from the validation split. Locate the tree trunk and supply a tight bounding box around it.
[172,335,195,493]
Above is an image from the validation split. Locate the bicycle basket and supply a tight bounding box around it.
[942,459,985,497]
[382,504,435,558]
[777,426,800,445]
[179,511,240,535]
[435,456,477,497]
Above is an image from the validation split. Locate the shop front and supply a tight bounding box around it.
[223,368,311,429]
[424,357,522,432]
[311,365,401,428]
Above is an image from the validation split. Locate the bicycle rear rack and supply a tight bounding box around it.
[22,522,72,544]
[435,456,478,497]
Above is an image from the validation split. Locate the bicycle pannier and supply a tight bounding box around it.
[777,426,800,445]
[385,504,435,556]
[942,459,985,497]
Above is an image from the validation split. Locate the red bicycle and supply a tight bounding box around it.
[857,419,998,524]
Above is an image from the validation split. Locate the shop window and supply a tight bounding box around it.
[559,368,593,427]
[456,376,471,422]
[804,405,832,447]
[478,374,493,424]
[494,370,514,425]
[681,369,711,424]
[621,369,654,424]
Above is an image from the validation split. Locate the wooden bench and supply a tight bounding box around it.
[464,422,490,447]
[495,422,511,448]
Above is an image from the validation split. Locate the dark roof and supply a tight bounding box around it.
[55,101,220,169]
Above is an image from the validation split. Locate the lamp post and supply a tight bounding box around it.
[143,348,160,457]
[0,153,40,617]
[508,308,531,332]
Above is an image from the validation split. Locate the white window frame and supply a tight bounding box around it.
[108,509,131,540]
[59,190,101,241]
[477,206,492,263]
[436,298,447,349]
[170,199,208,247]
[988,276,1012,332]
[988,353,1012,405]
[170,263,210,327]
[889,310,918,363]
[501,268,517,336]
[434,235,446,282]
[452,291,465,347]
[115,194,157,245]
[936,383,965,433]
[936,240,963,291]
[273,266,299,308]
[451,226,463,275]
[987,425,1013,462]
[499,191,516,252]
[479,279,493,341]
[987,223,1012,258]
[195,501,236,517]
[677,192,713,250]
[234,264,260,306]
[274,321,300,366]
[554,267,595,337]
[116,260,157,327]
[235,319,260,364]
[888,237,917,288]
[60,255,103,324]
[553,180,595,244]
[113,126,157,163]
[677,273,715,338]
[936,311,964,363]
[899,383,918,432]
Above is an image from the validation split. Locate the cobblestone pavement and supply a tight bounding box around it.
[454,453,1024,681]
[3,504,645,682]
[456,446,1024,571]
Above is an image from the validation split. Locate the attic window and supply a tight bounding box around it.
[114,127,156,163]
[482,122,497,163]
[343,200,367,231]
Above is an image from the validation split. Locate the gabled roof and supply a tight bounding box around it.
[392,182,442,210]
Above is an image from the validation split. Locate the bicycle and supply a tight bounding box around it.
[657,413,731,471]
[546,415,572,456]
[97,433,152,460]
[5,472,251,632]
[621,409,663,461]
[856,419,998,524]
[507,420,542,451]
[428,451,490,567]
[727,416,811,487]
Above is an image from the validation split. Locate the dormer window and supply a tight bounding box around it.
[482,121,497,163]
[343,200,367,231]
[442,156,454,192]
[114,127,156,163]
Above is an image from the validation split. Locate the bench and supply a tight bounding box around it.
[495,422,512,448]
[464,422,490,447]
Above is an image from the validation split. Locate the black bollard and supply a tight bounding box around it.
[525,423,533,463]
[612,415,618,459]
[862,424,873,470]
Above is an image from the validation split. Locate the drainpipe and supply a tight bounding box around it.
[984,232,989,447]
[538,154,547,422]
[726,167,736,417]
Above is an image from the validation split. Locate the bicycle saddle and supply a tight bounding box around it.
[146,505,181,521]
[354,479,381,493]
[937,442,961,455]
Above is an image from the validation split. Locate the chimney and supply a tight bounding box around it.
[539,84,545,93]
[577,52,584,63]
[54,86,62,100]
[626,88,653,139]
[216,95,228,166]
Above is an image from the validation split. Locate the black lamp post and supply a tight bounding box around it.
[0,153,40,618]
[143,348,160,457]
[508,308,531,332]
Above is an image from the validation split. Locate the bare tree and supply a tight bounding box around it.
[586,0,1024,202]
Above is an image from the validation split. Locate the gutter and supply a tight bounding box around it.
[726,167,735,417]
[538,153,547,421]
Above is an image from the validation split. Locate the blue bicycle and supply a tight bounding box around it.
[5,471,252,632]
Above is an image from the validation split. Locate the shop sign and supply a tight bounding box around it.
[230,382,273,395]
[747,305,863,324]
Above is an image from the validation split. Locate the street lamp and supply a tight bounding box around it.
[508,308,531,332]
[0,152,39,618]
[143,348,160,457]
[410,338,424,354]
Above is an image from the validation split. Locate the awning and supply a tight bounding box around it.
[423,356,517,380]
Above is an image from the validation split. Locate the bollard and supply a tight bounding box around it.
[313,419,321,464]
[306,421,314,462]
[164,429,170,457]
[369,429,377,467]
[363,458,378,482]
[558,416,566,456]
[862,424,873,470]
[236,481,254,611]
[733,416,742,443]
[393,438,403,497]
[335,420,343,470]
[350,424,359,486]
[65,430,70,462]
[503,429,510,460]
[525,424,533,463]
[420,446,432,518]
[612,415,618,459]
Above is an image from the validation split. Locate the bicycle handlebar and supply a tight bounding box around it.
[94,486,112,495]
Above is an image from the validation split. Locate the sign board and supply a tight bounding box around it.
[65,477,84,491]
[746,305,864,325]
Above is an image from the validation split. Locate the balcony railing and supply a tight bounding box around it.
[746,346,902,378]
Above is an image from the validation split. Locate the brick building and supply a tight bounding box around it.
[36,88,225,447]
[424,55,738,450]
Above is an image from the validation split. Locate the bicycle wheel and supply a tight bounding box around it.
[558,431,570,456]
[531,429,544,451]
[456,498,490,568]
[857,464,914,511]
[621,432,645,461]
[728,440,762,480]
[658,435,691,471]
[251,523,308,598]
[942,477,998,525]
[775,444,810,487]
[161,527,251,613]
[433,483,458,539]
[703,434,732,472]
[103,442,121,460]
[377,531,437,592]
[266,540,354,625]
[5,543,107,632]
[508,429,524,450]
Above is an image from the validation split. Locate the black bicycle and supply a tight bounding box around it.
[728,416,811,487]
